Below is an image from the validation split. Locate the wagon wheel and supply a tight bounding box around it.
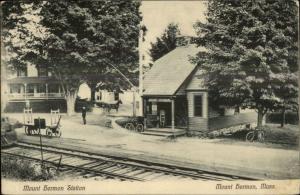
[245,131,255,142]
[54,127,62,138]
[25,126,31,135]
[34,129,40,135]
[56,131,62,137]
[46,128,53,137]
[136,124,144,132]
[125,123,135,131]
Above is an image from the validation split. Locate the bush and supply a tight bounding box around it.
[266,112,299,125]
[1,156,56,180]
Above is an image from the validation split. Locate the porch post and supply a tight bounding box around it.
[45,83,48,99]
[58,85,61,97]
[24,83,27,100]
[33,84,37,97]
[171,98,175,130]
[143,98,147,130]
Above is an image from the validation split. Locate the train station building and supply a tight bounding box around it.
[142,38,257,135]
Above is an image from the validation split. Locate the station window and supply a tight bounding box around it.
[194,95,203,117]
[152,102,157,115]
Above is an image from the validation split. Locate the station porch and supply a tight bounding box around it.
[143,96,188,131]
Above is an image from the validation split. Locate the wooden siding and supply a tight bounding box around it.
[175,66,200,96]
[208,112,257,130]
[188,117,208,131]
[186,68,205,90]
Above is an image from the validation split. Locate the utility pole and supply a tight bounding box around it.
[138,29,144,117]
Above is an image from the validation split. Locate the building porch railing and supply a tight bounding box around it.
[8,92,64,100]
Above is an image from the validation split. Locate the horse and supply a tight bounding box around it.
[103,100,122,113]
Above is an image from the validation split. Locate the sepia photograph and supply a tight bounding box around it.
[1,0,299,194]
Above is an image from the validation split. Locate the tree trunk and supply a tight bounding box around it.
[1,40,8,112]
[66,92,77,116]
[91,88,96,102]
[257,109,265,128]
[281,107,286,127]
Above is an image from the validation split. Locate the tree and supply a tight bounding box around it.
[1,1,38,73]
[273,73,298,127]
[82,1,142,101]
[2,0,142,115]
[193,0,298,127]
[149,23,180,62]
[1,1,42,111]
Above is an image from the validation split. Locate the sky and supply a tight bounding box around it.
[79,1,207,98]
[140,1,207,61]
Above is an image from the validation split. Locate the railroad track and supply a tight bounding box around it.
[1,143,256,181]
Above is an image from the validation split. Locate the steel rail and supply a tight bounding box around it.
[1,150,143,181]
[2,143,257,181]
[18,142,257,180]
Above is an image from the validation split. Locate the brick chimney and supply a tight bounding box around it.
[176,35,192,47]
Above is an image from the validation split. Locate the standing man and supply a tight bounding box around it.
[82,106,87,125]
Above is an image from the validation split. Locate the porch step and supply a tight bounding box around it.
[141,129,187,137]
[142,129,176,134]
[141,131,171,137]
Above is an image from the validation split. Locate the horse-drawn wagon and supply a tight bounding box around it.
[23,109,62,137]
[95,100,122,112]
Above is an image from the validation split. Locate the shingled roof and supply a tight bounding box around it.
[143,44,205,96]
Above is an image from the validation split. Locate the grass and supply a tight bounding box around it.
[215,124,299,150]
[262,124,299,145]
[1,155,56,181]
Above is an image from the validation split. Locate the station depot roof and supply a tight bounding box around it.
[143,44,206,96]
